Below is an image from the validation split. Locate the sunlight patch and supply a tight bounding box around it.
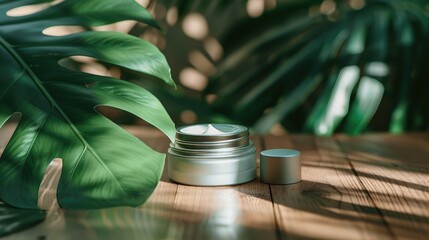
[0,113,21,158]
[7,0,64,17]
[43,26,84,37]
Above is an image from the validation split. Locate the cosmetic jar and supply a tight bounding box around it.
[168,124,256,186]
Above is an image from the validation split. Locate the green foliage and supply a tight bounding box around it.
[0,202,46,237]
[0,0,175,216]
[195,0,429,134]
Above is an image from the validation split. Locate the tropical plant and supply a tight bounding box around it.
[0,0,175,236]
[149,0,429,134]
[0,203,45,237]
[206,0,429,134]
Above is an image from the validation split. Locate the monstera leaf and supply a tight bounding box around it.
[0,202,45,237]
[0,0,175,215]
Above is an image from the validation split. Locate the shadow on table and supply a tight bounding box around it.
[235,134,429,239]
[270,180,428,236]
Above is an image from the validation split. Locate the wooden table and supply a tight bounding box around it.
[2,126,429,239]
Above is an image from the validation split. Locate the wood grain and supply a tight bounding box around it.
[337,134,429,239]
[2,124,429,240]
[168,135,278,239]
[264,135,393,239]
[129,126,179,239]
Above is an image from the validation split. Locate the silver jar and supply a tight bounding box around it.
[168,124,256,186]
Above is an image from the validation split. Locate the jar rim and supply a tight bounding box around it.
[176,123,248,142]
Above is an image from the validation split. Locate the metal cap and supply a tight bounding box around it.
[260,149,301,184]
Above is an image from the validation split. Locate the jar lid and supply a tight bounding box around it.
[260,149,301,184]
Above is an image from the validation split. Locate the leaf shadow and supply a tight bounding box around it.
[242,134,429,239]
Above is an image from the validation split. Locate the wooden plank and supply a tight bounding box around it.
[132,127,179,239]
[337,134,429,239]
[170,135,278,239]
[264,135,393,239]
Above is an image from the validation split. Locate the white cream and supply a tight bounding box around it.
[180,124,228,136]
[202,124,224,135]
[179,124,237,136]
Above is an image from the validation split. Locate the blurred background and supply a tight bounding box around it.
[24,0,429,135]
